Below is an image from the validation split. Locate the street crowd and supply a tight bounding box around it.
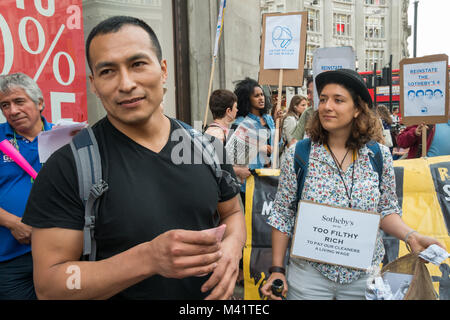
[0,15,449,301]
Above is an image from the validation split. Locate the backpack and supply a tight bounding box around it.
[293,138,384,203]
[70,119,239,261]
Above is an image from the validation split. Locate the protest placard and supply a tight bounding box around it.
[258,11,307,87]
[291,201,381,271]
[258,11,307,168]
[400,54,449,126]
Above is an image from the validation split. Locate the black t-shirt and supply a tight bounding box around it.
[23,117,239,300]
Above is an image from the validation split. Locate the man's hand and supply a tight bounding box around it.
[9,216,32,245]
[202,196,245,300]
[202,237,242,300]
[147,229,222,280]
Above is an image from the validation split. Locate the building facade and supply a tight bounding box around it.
[260,0,411,73]
[81,0,410,125]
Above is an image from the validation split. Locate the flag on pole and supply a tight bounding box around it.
[213,0,227,58]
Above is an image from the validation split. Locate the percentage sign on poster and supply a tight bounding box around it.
[0,1,86,123]
[0,16,75,86]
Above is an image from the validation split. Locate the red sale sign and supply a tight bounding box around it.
[0,0,87,123]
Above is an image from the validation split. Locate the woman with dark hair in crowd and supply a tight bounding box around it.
[229,77,280,194]
[281,95,308,151]
[261,69,445,300]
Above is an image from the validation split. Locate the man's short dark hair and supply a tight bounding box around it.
[209,89,238,120]
[86,16,163,73]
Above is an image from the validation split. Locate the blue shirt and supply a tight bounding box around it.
[0,117,53,261]
[427,120,450,157]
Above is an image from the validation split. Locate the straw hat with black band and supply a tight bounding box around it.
[315,69,374,109]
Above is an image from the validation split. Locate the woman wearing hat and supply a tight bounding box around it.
[261,69,445,300]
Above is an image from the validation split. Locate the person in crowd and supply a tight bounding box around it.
[391,106,400,127]
[391,126,409,161]
[292,77,315,141]
[376,104,394,149]
[205,89,238,144]
[261,69,445,300]
[397,120,450,158]
[281,95,308,155]
[230,77,279,199]
[0,73,54,300]
[22,16,246,300]
[204,89,251,195]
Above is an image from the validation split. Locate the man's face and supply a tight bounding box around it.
[88,25,168,129]
[0,87,42,134]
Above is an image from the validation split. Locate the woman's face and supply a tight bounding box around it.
[318,83,360,135]
[249,86,266,112]
[295,99,308,115]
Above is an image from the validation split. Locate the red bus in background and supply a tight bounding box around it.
[359,69,400,109]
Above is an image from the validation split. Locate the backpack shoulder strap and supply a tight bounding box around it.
[366,140,383,190]
[70,127,108,261]
[174,119,240,195]
[293,138,312,202]
[175,119,222,180]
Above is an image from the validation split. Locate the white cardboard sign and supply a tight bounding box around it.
[263,14,302,70]
[403,61,447,117]
[291,201,381,270]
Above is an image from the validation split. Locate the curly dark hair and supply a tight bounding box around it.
[306,84,384,150]
[233,77,271,118]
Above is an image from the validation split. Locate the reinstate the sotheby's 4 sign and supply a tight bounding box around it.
[264,14,302,70]
[403,60,447,117]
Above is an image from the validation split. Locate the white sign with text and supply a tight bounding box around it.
[403,60,447,117]
[291,201,381,270]
[263,14,302,70]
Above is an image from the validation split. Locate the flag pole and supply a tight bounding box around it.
[203,0,227,130]
[203,57,217,129]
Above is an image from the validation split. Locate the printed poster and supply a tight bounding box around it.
[264,14,302,70]
[0,0,87,124]
[400,54,449,125]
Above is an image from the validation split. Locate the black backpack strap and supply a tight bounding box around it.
[175,119,240,196]
[70,127,108,261]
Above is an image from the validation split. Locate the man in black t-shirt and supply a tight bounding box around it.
[22,16,245,300]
